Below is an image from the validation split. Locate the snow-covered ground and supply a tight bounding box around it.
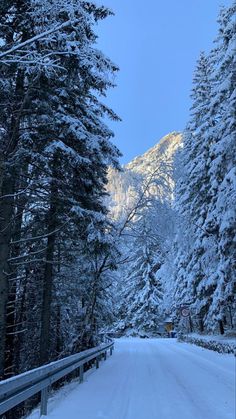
[29,338,235,419]
[185,333,236,344]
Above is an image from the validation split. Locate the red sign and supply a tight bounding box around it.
[181,307,190,317]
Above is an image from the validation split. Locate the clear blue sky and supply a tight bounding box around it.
[96,0,231,163]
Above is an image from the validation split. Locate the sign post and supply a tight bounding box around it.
[180,306,192,333]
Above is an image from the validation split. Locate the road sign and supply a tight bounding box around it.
[181,307,190,317]
[165,323,173,332]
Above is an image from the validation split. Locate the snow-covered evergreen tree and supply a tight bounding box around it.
[173,2,236,333]
[0,0,121,380]
[202,3,236,328]
[117,217,163,337]
[173,52,215,325]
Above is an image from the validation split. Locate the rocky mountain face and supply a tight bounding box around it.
[106,132,182,219]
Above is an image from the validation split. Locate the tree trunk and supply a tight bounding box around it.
[189,315,193,333]
[39,157,58,365]
[199,318,204,333]
[4,168,28,379]
[0,69,25,379]
[56,304,62,357]
[228,306,233,329]
[0,174,16,379]
[219,319,224,335]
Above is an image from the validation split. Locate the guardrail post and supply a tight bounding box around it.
[96,357,99,369]
[104,351,107,361]
[40,387,48,416]
[79,365,84,383]
[110,346,113,356]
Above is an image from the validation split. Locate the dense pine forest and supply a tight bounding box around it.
[0,1,235,417]
[0,0,121,384]
[108,2,236,337]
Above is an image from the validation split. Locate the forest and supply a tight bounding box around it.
[0,1,235,416]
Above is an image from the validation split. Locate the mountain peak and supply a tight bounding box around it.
[107,132,182,219]
[126,132,182,173]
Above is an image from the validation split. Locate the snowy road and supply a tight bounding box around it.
[34,338,235,419]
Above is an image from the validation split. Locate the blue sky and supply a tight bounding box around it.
[96,0,231,163]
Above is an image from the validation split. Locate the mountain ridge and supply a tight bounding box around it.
[107,132,182,219]
[126,131,182,173]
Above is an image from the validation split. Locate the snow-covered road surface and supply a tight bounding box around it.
[32,338,235,419]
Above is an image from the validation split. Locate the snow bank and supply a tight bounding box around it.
[179,333,236,355]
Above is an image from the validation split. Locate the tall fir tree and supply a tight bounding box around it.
[173,2,236,333]
[202,3,236,328]
[0,0,121,383]
[116,213,164,337]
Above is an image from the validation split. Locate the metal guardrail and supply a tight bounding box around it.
[0,339,114,417]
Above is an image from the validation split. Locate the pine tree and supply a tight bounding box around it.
[117,214,164,337]
[202,3,236,329]
[0,0,121,380]
[173,2,236,333]
[173,52,214,327]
